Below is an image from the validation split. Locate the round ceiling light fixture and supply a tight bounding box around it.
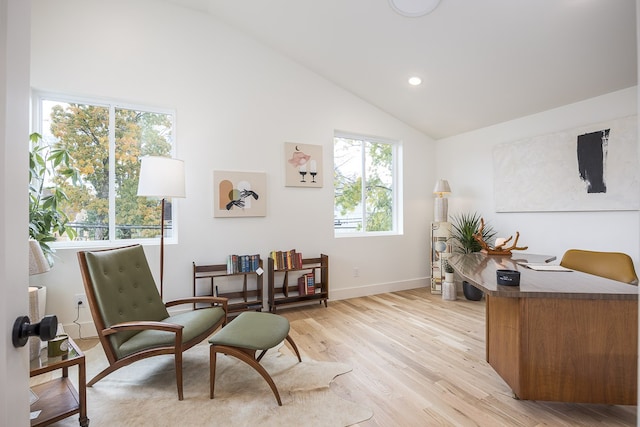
[408,76,422,86]
[389,0,442,17]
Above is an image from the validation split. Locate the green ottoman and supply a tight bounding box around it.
[209,311,302,405]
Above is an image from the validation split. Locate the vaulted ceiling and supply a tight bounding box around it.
[167,0,637,139]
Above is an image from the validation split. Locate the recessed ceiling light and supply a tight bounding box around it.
[408,76,422,86]
[389,0,442,17]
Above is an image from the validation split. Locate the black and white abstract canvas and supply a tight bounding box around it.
[213,170,267,217]
[493,115,639,212]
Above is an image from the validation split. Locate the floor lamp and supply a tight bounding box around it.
[433,179,451,222]
[137,156,186,299]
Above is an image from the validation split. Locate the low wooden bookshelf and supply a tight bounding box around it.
[192,259,264,315]
[267,254,328,312]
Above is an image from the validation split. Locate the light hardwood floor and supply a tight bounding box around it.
[76,288,637,426]
[279,289,637,426]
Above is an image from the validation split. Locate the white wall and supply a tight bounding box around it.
[30,0,640,339]
[30,0,435,334]
[437,87,639,269]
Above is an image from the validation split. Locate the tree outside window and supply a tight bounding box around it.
[34,94,175,244]
[334,133,398,235]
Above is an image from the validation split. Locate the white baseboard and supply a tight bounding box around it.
[330,277,428,301]
[62,277,429,339]
[63,320,98,340]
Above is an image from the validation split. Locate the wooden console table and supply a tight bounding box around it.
[448,252,638,405]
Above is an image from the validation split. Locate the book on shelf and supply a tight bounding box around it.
[226,255,236,274]
[268,250,285,270]
[284,251,290,269]
[297,273,315,295]
[297,275,306,295]
[226,254,261,274]
[270,249,303,270]
[305,273,315,294]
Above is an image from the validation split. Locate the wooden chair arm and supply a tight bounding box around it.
[102,320,183,336]
[165,297,228,312]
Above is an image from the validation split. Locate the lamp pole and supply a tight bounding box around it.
[137,156,186,301]
[160,197,166,297]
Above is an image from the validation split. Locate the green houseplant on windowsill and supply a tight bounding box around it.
[450,212,497,301]
[29,132,80,266]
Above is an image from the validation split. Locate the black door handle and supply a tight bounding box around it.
[12,314,58,347]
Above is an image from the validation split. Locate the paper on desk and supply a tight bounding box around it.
[518,263,572,272]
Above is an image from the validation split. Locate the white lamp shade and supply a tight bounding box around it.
[137,156,186,198]
[389,0,441,17]
[29,240,51,275]
[433,179,451,196]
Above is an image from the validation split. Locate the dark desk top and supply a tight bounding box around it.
[448,252,638,300]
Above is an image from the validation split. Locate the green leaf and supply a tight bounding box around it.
[450,212,497,254]
[28,132,82,265]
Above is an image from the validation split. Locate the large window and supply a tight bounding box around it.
[333,132,399,235]
[33,93,176,245]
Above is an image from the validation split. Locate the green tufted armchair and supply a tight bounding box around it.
[77,244,227,400]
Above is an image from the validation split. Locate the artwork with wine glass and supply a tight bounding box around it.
[285,142,323,187]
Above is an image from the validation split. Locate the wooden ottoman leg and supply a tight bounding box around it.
[285,335,302,363]
[208,312,299,405]
[214,344,283,406]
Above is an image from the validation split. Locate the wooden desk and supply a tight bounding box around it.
[448,253,638,405]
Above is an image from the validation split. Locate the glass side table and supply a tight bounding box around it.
[29,336,89,427]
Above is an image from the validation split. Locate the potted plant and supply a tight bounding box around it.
[443,259,455,283]
[450,212,496,301]
[29,132,80,266]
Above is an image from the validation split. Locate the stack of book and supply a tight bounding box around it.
[269,249,303,270]
[297,273,315,295]
[226,254,260,274]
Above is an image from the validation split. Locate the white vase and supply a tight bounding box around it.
[444,272,454,282]
[28,286,47,360]
[442,281,457,301]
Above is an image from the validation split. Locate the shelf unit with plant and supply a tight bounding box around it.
[430,221,452,294]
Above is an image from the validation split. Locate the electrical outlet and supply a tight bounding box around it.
[74,293,88,308]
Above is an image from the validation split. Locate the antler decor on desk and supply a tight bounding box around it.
[473,218,528,255]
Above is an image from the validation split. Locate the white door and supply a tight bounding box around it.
[1,0,32,425]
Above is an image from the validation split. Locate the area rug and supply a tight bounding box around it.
[48,343,372,426]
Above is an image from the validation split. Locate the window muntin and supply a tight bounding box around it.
[34,93,175,245]
[334,132,398,236]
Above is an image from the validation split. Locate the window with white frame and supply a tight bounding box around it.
[32,92,176,245]
[333,132,399,235]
